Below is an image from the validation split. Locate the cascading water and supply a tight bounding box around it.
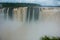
[26,7,39,23]
[0,7,60,40]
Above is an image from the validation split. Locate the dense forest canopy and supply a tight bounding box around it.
[0,3,40,8]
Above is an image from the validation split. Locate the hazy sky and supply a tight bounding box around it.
[0,0,60,6]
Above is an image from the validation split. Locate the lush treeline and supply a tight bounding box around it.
[0,3,40,8]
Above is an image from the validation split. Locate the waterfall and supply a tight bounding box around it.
[26,7,39,23]
[7,8,9,20]
[0,7,60,40]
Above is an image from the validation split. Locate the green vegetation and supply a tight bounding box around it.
[40,36,60,40]
[0,3,40,8]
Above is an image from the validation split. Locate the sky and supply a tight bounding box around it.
[0,0,60,6]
